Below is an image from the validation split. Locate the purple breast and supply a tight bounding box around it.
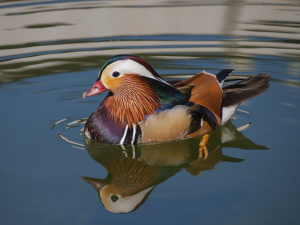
[84,104,125,144]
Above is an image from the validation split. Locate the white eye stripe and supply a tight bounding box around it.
[108,59,153,78]
[119,125,129,145]
[105,59,171,86]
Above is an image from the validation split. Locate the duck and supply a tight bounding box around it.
[82,54,270,158]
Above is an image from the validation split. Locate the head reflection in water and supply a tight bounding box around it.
[82,157,159,213]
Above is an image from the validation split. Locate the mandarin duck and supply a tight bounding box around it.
[83,54,270,158]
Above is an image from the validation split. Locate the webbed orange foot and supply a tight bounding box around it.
[199,134,210,159]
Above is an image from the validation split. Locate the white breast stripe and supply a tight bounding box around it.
[200,115,203,127]
[131,123,136,145]
[119,125,129,145]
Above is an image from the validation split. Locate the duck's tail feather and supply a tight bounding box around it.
[222,73,270,93]
[222,73,270,108]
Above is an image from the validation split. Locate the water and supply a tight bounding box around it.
[1,0,300,224]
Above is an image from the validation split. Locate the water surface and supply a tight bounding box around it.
[1,0,300,224]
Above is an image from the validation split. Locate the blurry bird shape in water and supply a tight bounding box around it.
[82,120,268,213]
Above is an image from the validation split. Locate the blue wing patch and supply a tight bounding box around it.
[188,101,219,124]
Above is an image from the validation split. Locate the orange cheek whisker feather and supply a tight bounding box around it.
[104,75,161,128]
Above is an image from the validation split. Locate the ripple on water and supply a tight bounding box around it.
[51,116,87,150]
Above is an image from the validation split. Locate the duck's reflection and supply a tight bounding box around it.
[82,120,267,213]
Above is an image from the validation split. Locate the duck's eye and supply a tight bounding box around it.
[111,195,119,202]
[112,71,120,78]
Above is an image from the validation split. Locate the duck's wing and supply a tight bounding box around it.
[174,70,233,125]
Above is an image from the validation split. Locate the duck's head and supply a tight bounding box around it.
[82,54,169,98]
[82,55,180,126]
